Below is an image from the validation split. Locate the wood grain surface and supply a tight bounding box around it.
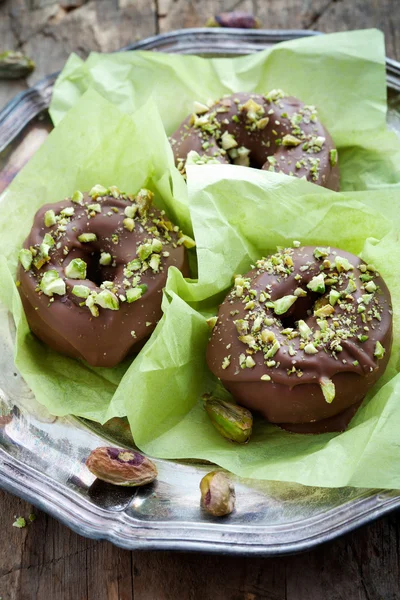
[0,1,399,599]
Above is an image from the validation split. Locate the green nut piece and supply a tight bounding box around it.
[88,203,101,214]
[72,285,90,299]
[313,247,330,259]
[298,319,312,339]
[126,258,141,271]
[95,289,119,310]
[272,294,298,315]
[151,238,163,253]
[334,255,353,272]
[86,446,158,487]
[61,207,74,217]
[126,284,147,303]
[78,233,97,243]
[89,184,108,199]
[345,278,357,294]
[126,287,142,303]
[307,273,325,293]
[99,252,112,266]
[149,254,161,272]
[364,281,377,293]
[65,258,87,280]
[374,341,385,360]
[221,131,238,150]
[137,243,153,261]
[200,470,236,517]
[135,188,154,215]
[330,148,338,167]
[204,396,253,443]
[123,218,135,232]
[329,289,341,306]
[71,190,84,204]
[18,248,33,271]
[40,270,66,297]
[282,134,301,147]
[320,377,335,404]
[177,234,196,249]
[124,205,137,219]
[0,51,35,80]
[44,209,57,227]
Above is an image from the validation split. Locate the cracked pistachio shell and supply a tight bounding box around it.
[200,471,236,517]
[204,396,253,443]
[86,447,158,486]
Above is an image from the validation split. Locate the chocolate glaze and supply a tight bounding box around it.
[170,92,339,190]
[207,246,392,433]
[18,192,189,367]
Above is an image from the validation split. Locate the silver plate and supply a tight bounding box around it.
[1,29,400,556]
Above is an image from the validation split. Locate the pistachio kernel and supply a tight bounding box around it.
[65,258,87,280]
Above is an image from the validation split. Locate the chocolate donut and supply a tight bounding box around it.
[207,245,392,433]
[170,91,339,190]
[17,185,192,368]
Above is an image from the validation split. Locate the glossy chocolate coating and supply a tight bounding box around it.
[18,192,189,367]
[207,246,392,432]
[170,92,339,190]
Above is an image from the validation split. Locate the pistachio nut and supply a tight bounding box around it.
[86,446,158,486]
[200,470,236,517]
[204,395,253,443]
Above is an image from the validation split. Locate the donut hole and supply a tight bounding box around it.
[66,248,116,287]
[85,251,107,286]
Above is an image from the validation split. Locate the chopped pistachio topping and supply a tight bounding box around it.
[89,184,108,198]
[126,286,145,303]
[72,285,90,299]
[65,258,87,280]
[78,233,97,243]
[221,131,238,150]
[298,320,312,339]
[135,188,154,215]
[95,289,119,311]
[44,209,56,227]
[282,134,301,147]
[124,205,137,219]
[40,270,66,297]
[313,247,330,259]
[329,289,341,306]
[99,252,112,266]
[334,255,353,272]
[374,341,385,360]
[19,248,33,271]
[137,243,152,261]
[61,206,74,217]
[71,190,84,204]
[177,234,196,249]
[329,148,338,167]
[307,273,325,293]
[293,240,301,248]
[123,218,135,232]
[272,294,298,315]
[85,293,99,317]
[193,100,209,114]
[206,316,218,329]
[320,377,335,404]
[88,203,101,213]
[304,342,318,355]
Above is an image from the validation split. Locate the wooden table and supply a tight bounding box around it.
[0,1,399,598]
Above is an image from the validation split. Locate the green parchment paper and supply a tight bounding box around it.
[2,77,400,488]
[120,164,400,489]
[0,88,191,422]
[49,29,400,191]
